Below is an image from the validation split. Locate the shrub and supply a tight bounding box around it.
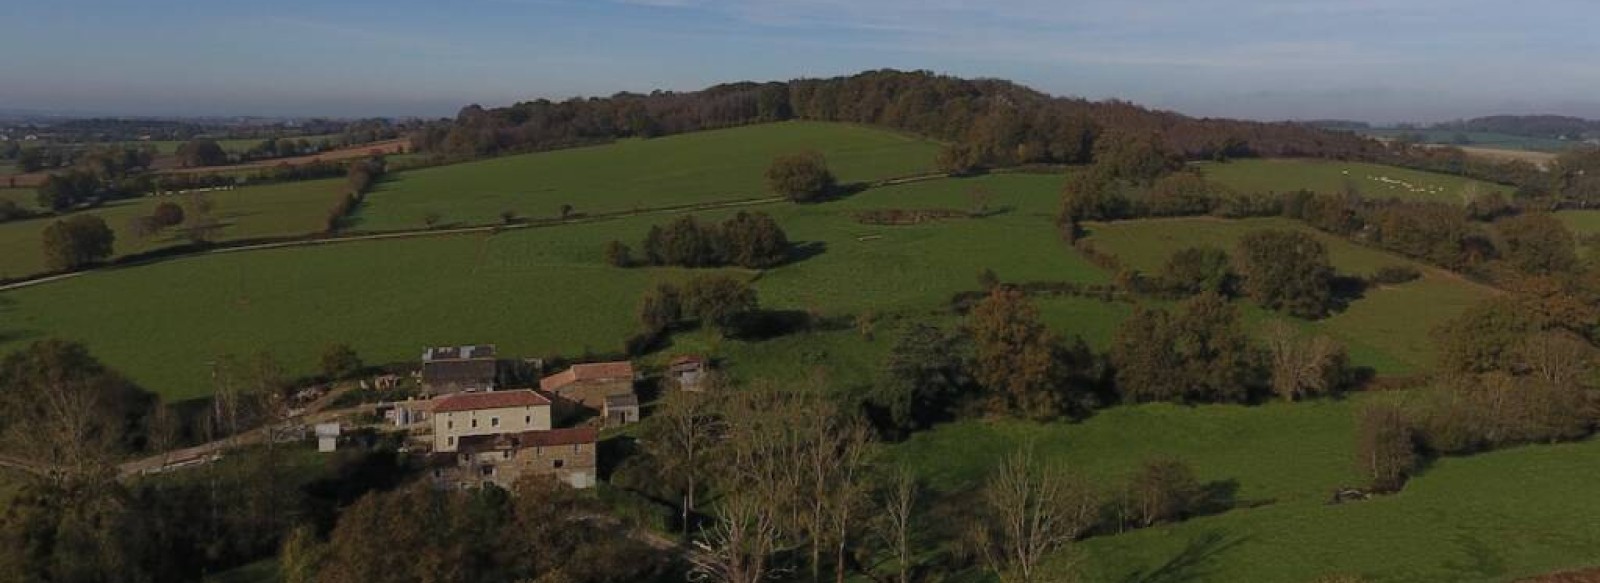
[1369,265,1421,285]
[603,240,633,267]
[1126,458,1202,526]
[766,151,836,203]
[151,201,186,227]
[1355,404,1417,492]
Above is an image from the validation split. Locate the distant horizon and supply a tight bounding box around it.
[3,72,1599,128]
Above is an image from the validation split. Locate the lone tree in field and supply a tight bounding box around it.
[604,240,634,267]
[151,201,185,228]
[766,151,836,203]
[1127,457,1202,527]
[1235,229,1335,319]
[41,214,115,271]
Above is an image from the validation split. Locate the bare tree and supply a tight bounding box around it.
[1264,320,1346,401]
[1517,330,1594,388]
[1355,404,1417,492]
[822,421,874,583]
[970,447,1098,583]
[875,467,921,583]
[644,386,723,532]
[689,492,787,583]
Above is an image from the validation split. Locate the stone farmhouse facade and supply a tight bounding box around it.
[431,390,552,452]
[430,427,598,490]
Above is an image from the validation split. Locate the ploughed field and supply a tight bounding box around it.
[4,122,1596,582]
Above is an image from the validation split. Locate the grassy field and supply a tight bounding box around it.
[352,122,941,231]
[1358,128,1576,153]
[1073,437,1600,582]
[1557,210,1600,237]
[0,173,1098,399]
[1199,159,1509,204]
[0,179,345,279]
[1083,217,1494,374]
[0,188,34,209]
[121,134,343,155]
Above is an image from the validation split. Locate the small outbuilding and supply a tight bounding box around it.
[604,393,640,427]
[668,355,709,391]
[315,423,342,453]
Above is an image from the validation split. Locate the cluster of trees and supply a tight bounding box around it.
[174,139,229,168]
[613,212,792,269]
[288,479,675,583]
[16,144,156,175]
[635,274,760,341]
[407,70,1381,167]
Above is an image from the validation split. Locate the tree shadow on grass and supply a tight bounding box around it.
[780,240,828,267]
[1117,530,1251,583]
[1327,275,1369,315]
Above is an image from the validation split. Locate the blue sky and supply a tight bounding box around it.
[3,0,1596,122]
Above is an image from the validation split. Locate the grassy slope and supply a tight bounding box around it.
[0,179,345,279]
[0,173,1088,400]
[352,122,940,231]
[1199,159,1509,204]
[1083,217,1493,374]
[1359,128,1576,152]
[1074,438,1600,582]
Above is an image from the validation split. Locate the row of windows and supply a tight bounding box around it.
[445,415,535,430]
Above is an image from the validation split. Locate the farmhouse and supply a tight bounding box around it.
[668,355,709,391]
[421,344,499,395]
[431,389,552,452]
[540,361,636,409]
[429,426,599,490]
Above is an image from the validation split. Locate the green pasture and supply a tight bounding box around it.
[1074,437,1600,582]
[352,122,940,231]
[1198,159,1508,204]
[1083,217,1493,374]
[1359,128,1576,152]
[0,179,344,279]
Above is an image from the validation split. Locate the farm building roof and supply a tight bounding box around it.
[422,358,498,388]
[539,361,635,391]
[604,394,639,409]
[432,389,550,413]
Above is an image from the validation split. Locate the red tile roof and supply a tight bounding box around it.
[456,426,598,452]
[432,389,551,413]
[540,361,635,391]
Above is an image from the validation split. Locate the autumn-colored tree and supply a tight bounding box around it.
[767,151,837,203]
[151,201,185,228]
[1495,213,1578,275]
[968,288,1070,419]
[1235,229,1335,318]
[1111,293,1260,403]
[604,239,634,267]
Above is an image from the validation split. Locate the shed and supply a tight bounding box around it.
[315,423,341,453]
[604,393,640,427]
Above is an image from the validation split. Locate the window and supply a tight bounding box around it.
[502,451,511,460]
[432,469,442,478]
[447,436,456,446]
[525,415,531,425]
[482,466,495,477]
[554,459,565,469]
[471,419,478,428]
[447,421,454,430]
[491,417,500,427]
[573,444,582,453]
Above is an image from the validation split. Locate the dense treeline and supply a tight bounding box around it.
[1431,115,1600,140]
[407,70,1381,168]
